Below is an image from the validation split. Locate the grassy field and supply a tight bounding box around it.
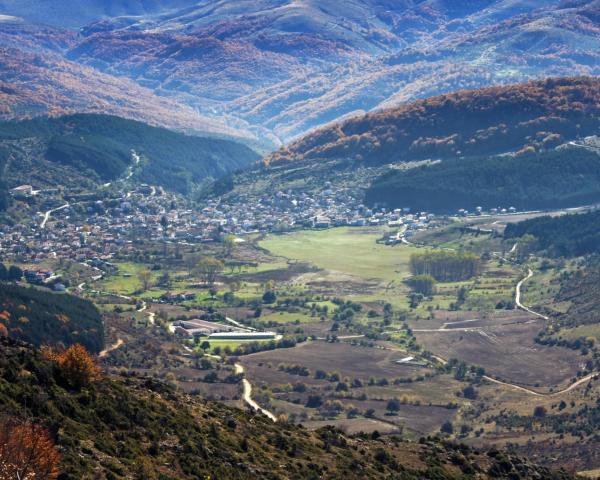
[260,227,420,282]
[197,339,275,354]
[261,311,320,324]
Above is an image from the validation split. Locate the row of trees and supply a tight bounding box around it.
[0,263,23,281]
[409,251,480,282]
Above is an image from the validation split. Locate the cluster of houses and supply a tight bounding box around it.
[196,185,437,235]
[1,176,440,266]
[23,268,66,291]
[459,206,518,217]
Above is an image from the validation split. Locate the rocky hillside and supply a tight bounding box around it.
[0,337,577,480]
[1,1,599,144]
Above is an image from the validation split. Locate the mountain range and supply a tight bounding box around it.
[0,1,598,147]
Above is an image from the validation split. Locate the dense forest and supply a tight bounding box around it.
[365,147,600,212]
[504,210,600,258]
[0,337,577,480]
[0,145,9,211]
[0,283,104,353]
[0,114,260,194]
[409,251,480,282]
[267,77,600,166]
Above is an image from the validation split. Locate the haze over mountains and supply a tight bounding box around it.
[0,0,598,147]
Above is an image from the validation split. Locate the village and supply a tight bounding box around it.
[0,178,440,269]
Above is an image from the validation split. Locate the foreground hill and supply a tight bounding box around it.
[0,282,104,353]
[0,114,260,195]
[0,337,576,479]
[268,77,600,165]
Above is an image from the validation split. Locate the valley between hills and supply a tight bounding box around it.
[1,1,600,479]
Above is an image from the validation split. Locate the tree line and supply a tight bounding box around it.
[409,251,480,282]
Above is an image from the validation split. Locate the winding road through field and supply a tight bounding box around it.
[515,268,549,320]
[425,268,597,397]
[234,363,278,422]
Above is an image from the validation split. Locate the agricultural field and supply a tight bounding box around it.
[413,313,584,388]
[237,339,462,436]
[83,214,600,467]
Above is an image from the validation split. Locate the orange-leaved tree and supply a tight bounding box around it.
[0,416,61,480]
[43,343,101,390]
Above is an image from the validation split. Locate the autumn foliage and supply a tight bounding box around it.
[267,77,600,166]
[43,344,101,389]
[0,416,60,480]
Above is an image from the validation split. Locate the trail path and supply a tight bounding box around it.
[40,203,69,229]
[515,269,549,320]
[432,352,597,397]
[99,339,124,358]
[224,316,256,331]
[234,363,277,421]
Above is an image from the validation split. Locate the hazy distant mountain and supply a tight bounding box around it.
[0,0,599,145]
[0,0,191,28]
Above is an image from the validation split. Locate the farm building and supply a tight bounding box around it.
[173,319,234,338]
[208,331,277,340]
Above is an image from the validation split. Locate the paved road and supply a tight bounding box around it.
[234,363,277,422]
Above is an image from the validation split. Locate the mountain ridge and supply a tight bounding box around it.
[1,1,599,144]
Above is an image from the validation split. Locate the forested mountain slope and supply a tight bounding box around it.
[268,77,600,165]
[0,0,191,28]
[0,283,104,353]
[0,114,260,195]
[1,1,599,143]
[365,147,600,212]
[504,209,600,258]
[0,337,577,480]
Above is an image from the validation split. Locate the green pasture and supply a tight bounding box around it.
[260,227,420,282]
